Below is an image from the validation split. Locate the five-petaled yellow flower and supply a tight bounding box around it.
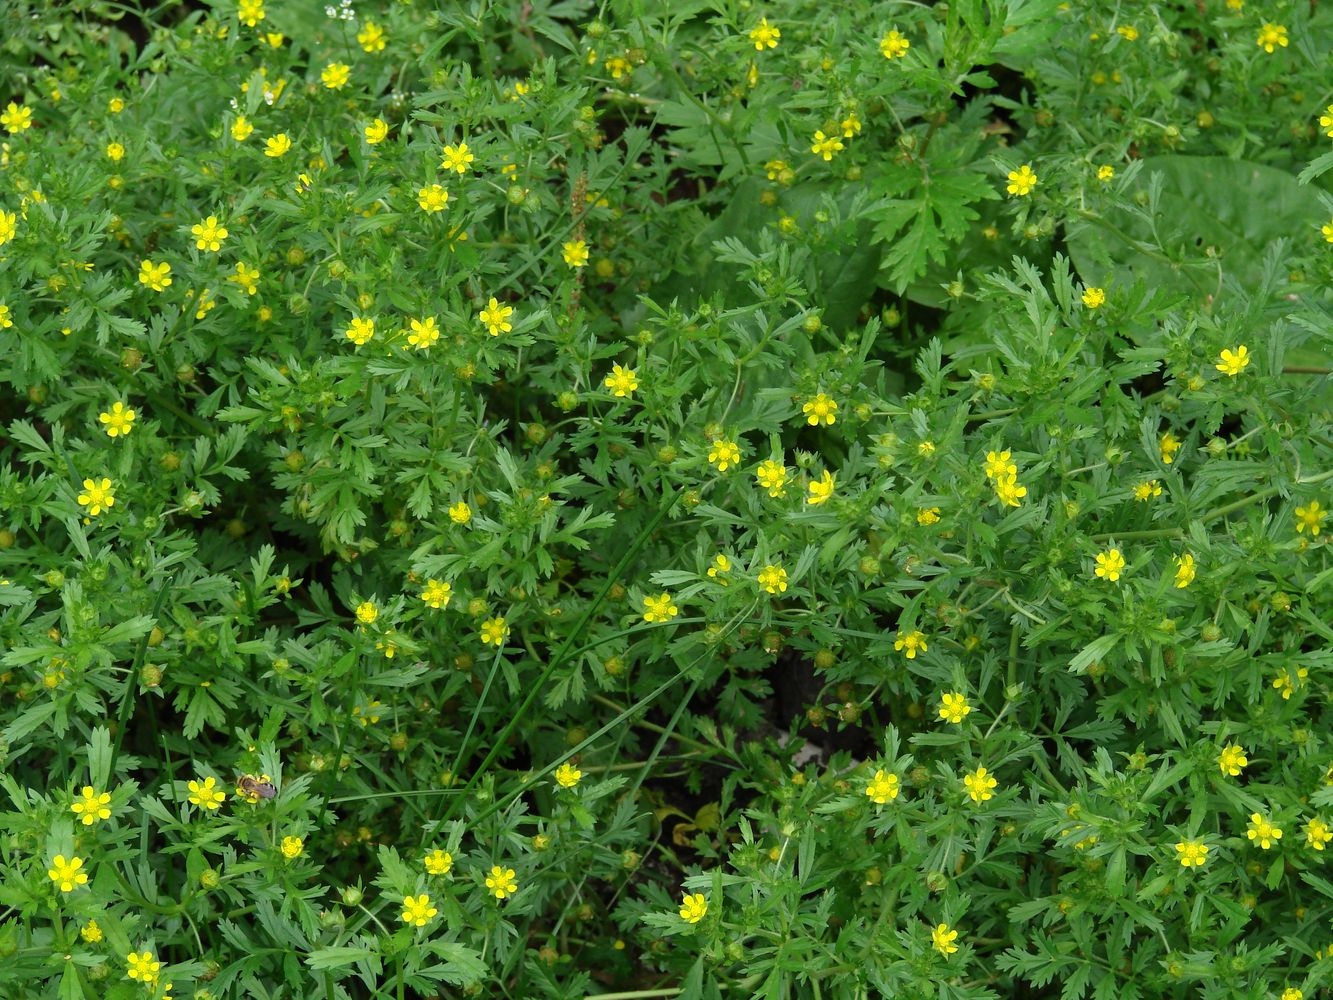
[1159,430,1181,464]
[408,316,439,349]
[1216,345,1249,376]
[678,892,708,923]
[802,392,837,426]
[932,922,959,956]
[418,184,449,213]
[994,475,1027,506]
[72,786,113,825]
[895,630,927,659]
[138,259,172,291]
[1097,164,1115,182]
[345,316,375,345]
[1246,812,1282,849]
[1,102,33,134]
[421,579,452,609]
[758,564,788,594]
[480,616,510,646]
[0,209,17,246]
[264,133,291,158]
[939,693,971,724]
[448,500,472,525]
[126,951,160,982]
[1304,817,1332,851]
[401,894,438,926]
[865,769,900,804]
[1134,480,1162,502]
[642,592,679,623]
[99,401,136,438]
[708,439,741,472]
[1294,500,1325,536]
[756,459,789,498]
[424,848,453,874]
[810,130,844,161]
[1173,553,1196,589]
[918,507,941,526]
[1218,743,1247,777]
[555,762,582,788]
[238,0,265,27]
[563,239,589,268]
[1094,548,1126,582]
[364,118,389,144]
[1082,287,1105,309]
[322,63,350,90]
[281,835,304,859]
[106,141,125,162]
[964,766,998,803]
[188,776,226,809]
[1320,104,1333,138]
[1007,164,1038,196]
[358,21,387,52]
[605,363,638,397]
[191,215,228,252]
[81,920,103,943]
[479,297,513,336]
[231,115,254,141]
[355,600,379,625]
[880,29,910,59]
[749,18,780,50]
[48,855,89,892]
[807,469,836,505]
[442,141,475,174]
[229,261,260,295]
[1256,23,1288,53]
[1175,840,1208,868]
[486,866,519,899]
[77,478,116,516]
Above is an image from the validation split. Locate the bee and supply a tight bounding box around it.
[236,773,277,804]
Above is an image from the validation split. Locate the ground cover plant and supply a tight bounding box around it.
[1,0,1332,997]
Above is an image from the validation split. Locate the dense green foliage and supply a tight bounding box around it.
[1,1,1332,998]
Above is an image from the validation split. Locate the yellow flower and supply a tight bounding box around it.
[758,564,788,594]
[938,693,971,724]
[840,112,862,137]
[229,261,260,295]
[1272,666,1308,700]
[407,316,440,349]
[678,892,708,923]
[417,184,449,213]
[1303,816,1332,851]
[1281,990,1304,1000]
[642,592,679,623]
[1159,430,1181,464]
[1081,287,1105,308]
[229,114,255,141]
[441,141,475,174]
[47,855,89,893]
[964,766,998,803]
[1173,553,1196,589]
[238,0,265,26]
[708,439,741,472]
[984,450,1016,480]
[1133,480,1162,502]
[917,507,941,526]
[479,297,513,335]
[1175,840,1208,867]
[357,21,387,52]
[562,240,589,267]
[322,63,351,90]
[1,102,33,134]
[880,29,910,59]
[1321,219,1333,243]
[810,130,844,161]
[421,579,452,609]
[1256,23,1288,53]
[80,920,103,943]
[126,951,160,982]
[604,363,638,397]
[1294,500,1325,536]
[401,894,438,926]
[865,769,899,804]
[1116,24,1138,40]
[364,118,389,144]
[486,866,518,899]
[77,478,116,516]
[188,776,226,810]
[707,554,731,583]
[345,316,375,345]
[1007,164,1038,196]
[555,762,582,788]
[1094,547,1126,582]
[807,469,836,505]
[994,473,1027,507]
[71,786,113,825]
[1096,164,1115,182]
[480,617,510,646]
[756,460,789,498]
[99,401,136,438]
[1215,345,1249,376]
[280,835,304,859]
[353,701,381,727]
[802,392,837,426]
[0,210,17,246]
[932,922,959,956]
[424,849,453,875]
[355,600,378,625]
[191,215,228,251]
[106,141,125,162]
[1217,743,1247,777]
[1246,812,1282,849]
[749,17,780,50]
[264,132,291,158]
[894,630,927,659]
[1320,104,1333,138]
